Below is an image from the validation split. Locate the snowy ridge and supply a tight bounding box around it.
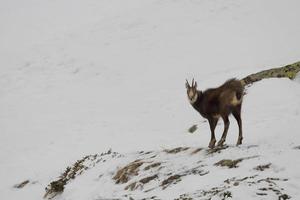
[42,144,300,200]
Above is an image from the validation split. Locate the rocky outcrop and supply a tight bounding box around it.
[241,61,300,86]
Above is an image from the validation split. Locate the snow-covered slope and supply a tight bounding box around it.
[41,142,300,200]
[1,0,300,199]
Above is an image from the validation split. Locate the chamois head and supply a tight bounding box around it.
[185,78,199,104]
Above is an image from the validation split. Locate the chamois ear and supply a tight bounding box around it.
[194,81,197,88]
[185,79,190,89]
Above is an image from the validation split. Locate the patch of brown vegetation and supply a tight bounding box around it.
[113,160,144,184]
[164,147,189,154]
[257,177,288,184]
[44,149,118,199]
[254,163,272,171]
[124,175,158,191]
[215,156,259,168]
[190,148,203,155]
[206,145,229,155]
[215,159,243,168]
[161,174,182,189]
[44,156,90,198]
[174,194,194,200]
[140,175,158,184]
[139,151,153,155]
[224,175,258,185]
[183,167,209,176]
[144,162,161,171]
[197,187,230,199]
[46,179,66,194]
[124,182,137,191]
[13,180,30,189]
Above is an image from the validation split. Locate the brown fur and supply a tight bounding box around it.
[186,78,245,148]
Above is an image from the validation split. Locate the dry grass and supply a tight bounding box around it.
[113,160,144,184]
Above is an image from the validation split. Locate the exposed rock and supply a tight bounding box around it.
[188,124,197,133]
[293,145,300,150]
[279,194,291,200]
[256,192,268,196]
[241,61,300,86]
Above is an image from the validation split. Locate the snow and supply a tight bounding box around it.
[1,0,300,199]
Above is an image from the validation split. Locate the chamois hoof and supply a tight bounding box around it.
[217,139,225,147]
[208,140,216,149]
[236,138,243,146]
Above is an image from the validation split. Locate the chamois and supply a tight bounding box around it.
[186,78,245,148]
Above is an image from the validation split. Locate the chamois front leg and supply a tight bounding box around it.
[208,117,218,149]
[232,105,243,145]
[217,116,230,146]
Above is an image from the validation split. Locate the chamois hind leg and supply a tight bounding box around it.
[217,116,230,146]
[232,104,243,145]
[208,117,218,149]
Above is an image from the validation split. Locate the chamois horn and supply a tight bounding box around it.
[186,79,190,87]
